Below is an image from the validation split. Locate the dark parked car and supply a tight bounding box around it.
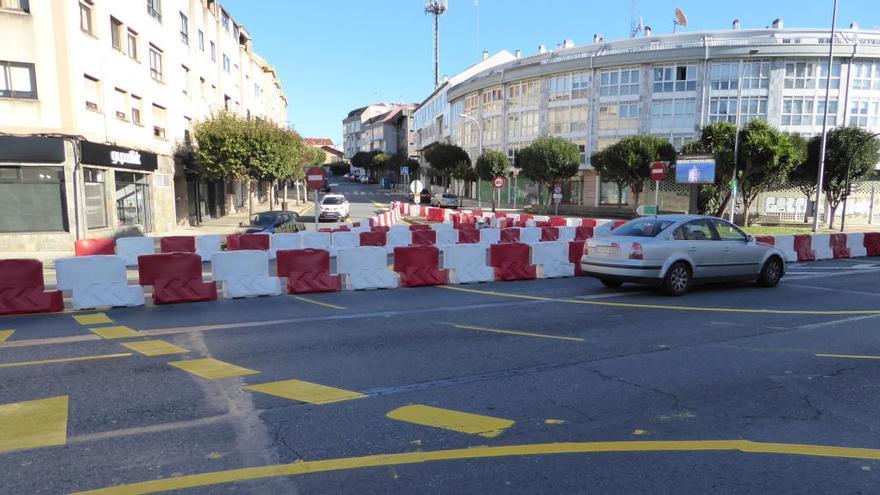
[419,188,431,204]
[322,178,331,192]
[242,211,305,234]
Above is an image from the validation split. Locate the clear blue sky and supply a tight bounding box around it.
[221,0,878,143]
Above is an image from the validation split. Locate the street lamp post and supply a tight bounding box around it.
[460,113,483,208]
[813,0,840,232]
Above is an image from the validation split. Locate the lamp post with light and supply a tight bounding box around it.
[460,113,483,208]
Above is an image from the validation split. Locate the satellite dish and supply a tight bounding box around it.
[675,8,688,27]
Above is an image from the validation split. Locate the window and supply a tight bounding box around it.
[674,220,717,241]
[115,171,150,227]
[653,64,697,93]
[253,82,260,97]
[507,111,539,140]
[710,62,739,90]
[221,11,230,32]
[481,115,501,143]
[549,107,570,134]
[83,168,107,229]
[110,17,123,51]
[599,67,640,97]
[79,1,93,34]
[179,12,188,44]
[571,72,589,99]
[507,80,540,107]
[599,181,630,206]
[852,61,880,91]
[180,65,190,96]
[463,93,479,114]
[481,87,502,113]
[781,96,838,126]
[114,88,127,120]
[651,98,696,129]
[784,61,840,90]
[0,61,37,99]
[612,218,675,238]
[549,74,571,102]
[713,220,747,241]
[83,74,100,111]
[570,105,588,133]
[210,41,216,62]
[742,60,771,89]
[198,30,204,51]
[131,95,142,125]
[222,54,230,73]
[0,167,67,233]
[849,97,880,128]
[709,96,768,124]
[598,103,639,130]
[147,0,161,23]
[0,0,29,12]
[126,29,138,60]
[149,45,162,81]
[152,104,166,139]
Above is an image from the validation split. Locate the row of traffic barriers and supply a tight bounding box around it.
[753,232,880,262]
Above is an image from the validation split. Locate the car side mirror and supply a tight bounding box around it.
[238,222,245,227]
[746,235,755,243]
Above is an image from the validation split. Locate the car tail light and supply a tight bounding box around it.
[583,243,589,255]
[629,242,644,260]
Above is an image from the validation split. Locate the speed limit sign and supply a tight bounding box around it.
[493,176,506,189]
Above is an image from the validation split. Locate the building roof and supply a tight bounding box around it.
[321,146,344,157]
[305,137,335,146]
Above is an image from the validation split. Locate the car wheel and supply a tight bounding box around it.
[600,278,623,288]
[757,256,783,288]
[662,262,691,296]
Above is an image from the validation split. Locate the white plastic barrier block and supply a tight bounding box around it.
[300,232,331,251]
[443,244,494,284]
[506,213,521,222]
[557,226,577,242]
[386,229,412,253]
[431,222,454,232]
[520,227,542,245]
[211,250,281,299]
[196,235,222,263]
[270,233,303,260]
[390,224,410,232]
[848,233,868,258]
[532,241,575,279]
[116,237,155,267]
[337,246,399,290]
[351,225,371,235]
[55,255,145,309]
[330,231,360,257]
[479,228,501,246]
[533,215,549,223]
[811,233,833,260]
[565,218,582,227]
[772,235,798,263]
[435,228,458,247]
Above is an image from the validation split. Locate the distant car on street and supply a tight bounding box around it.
[419,188,431,204]
[243,211,305,234]
[431,192,459,208]
[318,194,350,221]
[581,214,785,296]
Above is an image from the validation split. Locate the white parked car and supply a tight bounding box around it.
[431,192,460,208]
[318,194,350,221]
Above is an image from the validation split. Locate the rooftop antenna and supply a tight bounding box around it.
[629,0,643,37]
[425,0,449,88]
[673,7,688,34]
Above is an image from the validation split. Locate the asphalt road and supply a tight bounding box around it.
[3,246,880,492]
[298,179,404,230]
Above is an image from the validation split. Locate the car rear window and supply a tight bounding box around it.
[611,218,675,238]
[322,197,344,205]
[443,194,456,199]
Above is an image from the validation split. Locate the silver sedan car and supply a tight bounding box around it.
[580,214,786,296]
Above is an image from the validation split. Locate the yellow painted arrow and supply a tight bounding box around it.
[0,330,14,343]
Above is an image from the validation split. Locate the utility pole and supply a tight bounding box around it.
[813,0,839,232]
[425,1,448,88]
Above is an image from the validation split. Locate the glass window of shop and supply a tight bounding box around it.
[599,181,630,206]
[115,171,151,230]
[84,168,107,229]
[0,166,67,233]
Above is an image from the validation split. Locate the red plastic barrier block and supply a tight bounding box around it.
[409,224,431,231]
[160,236,196,253]
[137,253,217,304]
[457,222,477,230]
[611,220,627,230]
[549,217,566,227]
[582,219,597,228]
[458,229,480,244]
[575,226,594,241]
[500,228,521,243]
[75,238,115,256]
[411,229,437,246]
[755,236,775,247]
[397,203,404,213]
[541,227,560,242]
[569,241,586,276]
[419,206,428,217]
[793,234,816,262]
[225,234,241,251]
[865,232,880,256]
[471,210,483,217]
[0,259,64,315]
[830,233,850,259]
[392,246,447,287]
[495,213,508,219]
[534,221,550,228]
[496,219,512,229]
[336,225,351,231]
[276,249,341,294]
[519,214,533,222]
[360,231,387,247]
[427,208,445,222]
[371,225,390,233]
[319,228,334,233]
[239,234,269,250]
[489,243,537,281]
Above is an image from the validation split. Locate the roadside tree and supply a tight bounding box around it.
[475,150,510,211]
[591,135,676,208]
[518,136,580,205]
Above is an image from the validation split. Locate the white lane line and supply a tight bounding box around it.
[790,284,880,298]
[796,313,880,330]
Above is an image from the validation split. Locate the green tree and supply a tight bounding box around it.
[371,153,393,176]
[681,121,738,216]
[591,135,676,208]
[804,126,880,228]
[475,150,510,212]
[783,133,813,222]
[518,136,581,204]
[351,150,379,175]
[736,119,800,226]
[403,158,421,180]
[452,161,478,199]
[424,143,470,187]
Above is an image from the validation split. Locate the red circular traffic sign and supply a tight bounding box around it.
[650,161,667,181]
[493,176,506,189]
[306,167,327,190]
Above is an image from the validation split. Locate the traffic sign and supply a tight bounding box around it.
[400,166,409,176]
[553,184,562,195]
[650,161,667,181]
[409,180,424,194]
[493,176,506,189]
[306,167,326,190]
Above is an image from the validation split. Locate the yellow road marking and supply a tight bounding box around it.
[74,313,112,325]
[815,353,880,360]
[372,202,388,208]
[70,439,880,495]
[386,404,514,438]
[292,296,346,310]
[121,340,190,357]
[450,323,584,342]
[167,358,259,380]
[0,330,14,343]
[90,326,143,340]
[0,353,131,368]
[245,379,366,404]
[0,396,68,454]
[438,285,880,316]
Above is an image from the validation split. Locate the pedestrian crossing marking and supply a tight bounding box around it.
[245,379,366,404]
[121,340,189,356]
[74,313,112,325]
[0,395,68,454]
[168,358,259,380]
[0,330,14,343]
[90,326,143,340]
[386,404,515,438]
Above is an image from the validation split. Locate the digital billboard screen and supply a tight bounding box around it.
[675,158,716,184]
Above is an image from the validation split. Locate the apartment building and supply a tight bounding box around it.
[0,0,288,252]
[304,137,344,165]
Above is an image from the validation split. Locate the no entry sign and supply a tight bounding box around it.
[306,167,326,190]
[650,161,667,181]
